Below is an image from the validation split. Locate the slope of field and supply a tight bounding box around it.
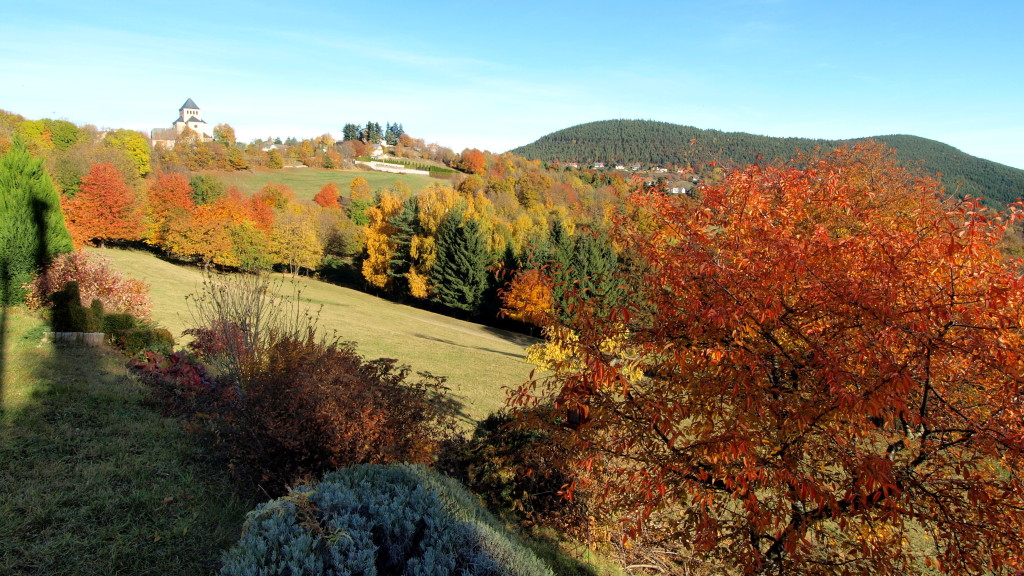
[511,119,1024,206]
[95,248,537,423]
[211,168,441,201]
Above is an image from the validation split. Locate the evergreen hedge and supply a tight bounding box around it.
[0,137,73,305]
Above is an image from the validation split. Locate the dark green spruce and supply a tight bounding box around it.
[430,210,490,314]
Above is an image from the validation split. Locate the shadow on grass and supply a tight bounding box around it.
[413,332,529,361]
[0,310,250,575]
[482,324,542,348]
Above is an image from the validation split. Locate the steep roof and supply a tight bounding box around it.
[179,98,200,111]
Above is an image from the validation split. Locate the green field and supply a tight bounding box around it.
[210,168,444,201]
[94,248,539,423]
[0,306,250,574]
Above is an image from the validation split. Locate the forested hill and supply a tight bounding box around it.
[511,120,1024,206]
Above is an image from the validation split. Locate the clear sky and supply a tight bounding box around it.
[2,0,1022,169]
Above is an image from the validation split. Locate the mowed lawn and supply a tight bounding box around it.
[95,248,540,423]
[211,168,442,202]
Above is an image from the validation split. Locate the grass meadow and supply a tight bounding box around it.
[94,247,539,424]
[0,306,251,575]
[211,167,445,202]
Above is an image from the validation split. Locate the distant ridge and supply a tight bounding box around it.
[511,120,1024,207]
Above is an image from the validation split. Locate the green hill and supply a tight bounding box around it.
[211,168,439,202]
[511,120,1024,206]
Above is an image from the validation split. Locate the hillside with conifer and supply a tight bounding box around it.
[511,119,1024,206]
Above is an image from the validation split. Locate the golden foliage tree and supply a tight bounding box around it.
[361,190,403,290]
[269,204,323,275]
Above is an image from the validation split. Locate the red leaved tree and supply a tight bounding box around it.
[508,143,1024,574]
[313,182,340,209]
[63,162,143,247]
[145,172,195,246]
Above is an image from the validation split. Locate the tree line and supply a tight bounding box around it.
[0,108,631,326]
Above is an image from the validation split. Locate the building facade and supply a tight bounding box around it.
[151,98,213,148]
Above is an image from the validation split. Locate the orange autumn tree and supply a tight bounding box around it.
[145,172,195,246]
[313,182,340,209]
[162,187,260,268]
[460,148,486,175]
[500,267,552,327]
[63,162,143,247]
[508,143,1024,574]
[249,183,294,232]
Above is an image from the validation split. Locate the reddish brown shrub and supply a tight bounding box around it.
[25,250,151,318]
[223,334,459,495]
[134,329,460,496]
[131,350,236,417]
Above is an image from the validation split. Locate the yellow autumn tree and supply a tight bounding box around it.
[269,204,323,275]
[361,190,404,290]
[349,177,372,202]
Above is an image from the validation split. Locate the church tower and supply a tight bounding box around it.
[151,98,214,148]
[173,98,210,137]
[179,98,201,123]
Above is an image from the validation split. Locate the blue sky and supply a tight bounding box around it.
[2,0,1022,169]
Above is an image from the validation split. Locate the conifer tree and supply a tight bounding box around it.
[430,210,490,314]
[546,224,622,321]
[0,138,73,304]
[342,123,361,142]
[363,122,384,144]
[386,196,420,297]
[384,123,405,146]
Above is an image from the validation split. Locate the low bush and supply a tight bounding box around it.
[230,335,459,495]
[25,249,152,318]
[101,312,138,333]
[132,350,236,417]
[137,270,456,495]
[220,464,554,576]
[108,327,175,356]
[89,297,104,320]
[439,408,582,530]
